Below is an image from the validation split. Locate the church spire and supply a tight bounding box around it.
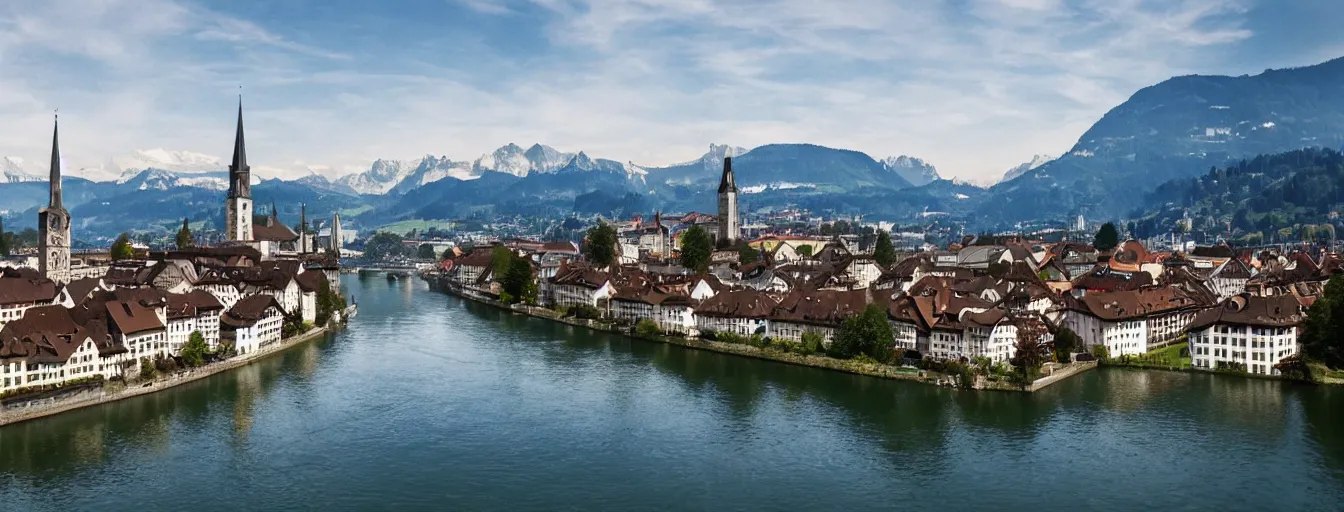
[228,95,251,199]
[49,112,62,209]
[717,156,737,194]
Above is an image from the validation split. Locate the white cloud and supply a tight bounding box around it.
[0,0,1329,184]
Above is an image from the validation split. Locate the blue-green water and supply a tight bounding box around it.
[2,276,1342,510]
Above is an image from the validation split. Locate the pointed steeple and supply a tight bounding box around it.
[717,156,737,194]
[49,113,62,209]
[228,95,251,199]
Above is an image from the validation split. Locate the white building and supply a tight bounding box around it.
[1187,294,1302,375]
[221,295,285,356]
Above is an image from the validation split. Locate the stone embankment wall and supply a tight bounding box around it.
[0,324,340,427]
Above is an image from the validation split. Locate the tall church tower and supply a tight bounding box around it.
[717,156,739,246]
[225,98,253,242]
[39,115,71,284]
[329,212,344,256]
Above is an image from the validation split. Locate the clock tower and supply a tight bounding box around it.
[39,114,71,284]
[225,97,254,242]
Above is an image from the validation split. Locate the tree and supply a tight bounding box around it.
[1093,222,1119,252]
[584,222,618,268]
[797,244,814,257]
[679,225,713,272]
[873,231,897,267]
[440,248,455,260]
[417,243,437,260]
[364,231,409,261]
[500,253,533,303]
[1053,327,1081,363]
[1010,319,1049,386]
[176,218,193,249]
[829,304,895,361]
[1302,274,1344,369]
[111,233,135,260]
[180,331,208,368]
[139,357,156,380]
[735,242,760,265]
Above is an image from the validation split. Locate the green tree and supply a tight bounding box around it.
[1093,222,1120,252]
[796,244,814,257]
[417,243,437,260]
[1302,274,1344,369]
[679,225,713,272]
[829,304,894,361]
[180,331,209,368]
[584,222,618,268]
[176,218,193,249]
[364,231,408,261]
[0,224,8,257]
[1053,327,1081,363]
[873,231,897,267]
[735,242,760,265]
[491,246,513,278]
[440,247,455,260]
[111,233,135,260]
[500,253,533,303]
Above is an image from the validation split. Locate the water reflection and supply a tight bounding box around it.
[2,279,1342,508]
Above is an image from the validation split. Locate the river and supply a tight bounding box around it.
[2,276,1342,510]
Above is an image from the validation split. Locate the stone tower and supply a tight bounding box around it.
[39,114,71,284]
[717,156,739,246]
[299,202,308,254]
[330,212,342,256]
[225,97,253,242]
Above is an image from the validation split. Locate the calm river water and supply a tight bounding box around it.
[2,276,1342,510]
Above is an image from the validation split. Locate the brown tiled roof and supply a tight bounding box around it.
[1072,265,1153,292]
[550,262,611,289]
[0,269,58,306]
[296,270,329,293]
[0,305,78,362]
[166,290,224,319]
[253,219,298,242]
[1071,285,1208,321]
[455,247,496,268]
[63,277,104,306]
[771,288,872,327]
[1187,294,1303,330]
[103,262,155,287]
[695,289,777,319]
[106,299,165,335]
[221,295,282,328]
[542,241,580,254]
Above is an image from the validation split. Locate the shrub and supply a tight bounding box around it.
[635,319,662,338]
[1090,344,1110,362]
[699,329,717,341]
[498,291,515,305]
[800,332,824,356]
[139,358,155,380]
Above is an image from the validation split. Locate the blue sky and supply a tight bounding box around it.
[0,0,1340,182]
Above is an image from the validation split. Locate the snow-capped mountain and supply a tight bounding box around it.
[389,156,476,195]
[337,158,418,195]
[109,149,223,181]
[1000,154,1056,183]
[473,143,574,177]
[115,168,234,191]
[338,143,639,195]
[1,157,42,183]
[881,155,941,187]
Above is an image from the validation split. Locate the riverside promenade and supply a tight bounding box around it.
[0,305,356,427]
[424,276,1092,392]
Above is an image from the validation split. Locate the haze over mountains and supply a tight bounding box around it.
[3,56,1344,241]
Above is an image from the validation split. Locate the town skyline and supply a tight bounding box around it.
[1,0,1341,182]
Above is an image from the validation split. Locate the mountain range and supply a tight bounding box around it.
[3,55,1344,240]
[978,56,1344,224]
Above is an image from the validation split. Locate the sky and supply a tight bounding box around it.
[0,0,1341,183]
